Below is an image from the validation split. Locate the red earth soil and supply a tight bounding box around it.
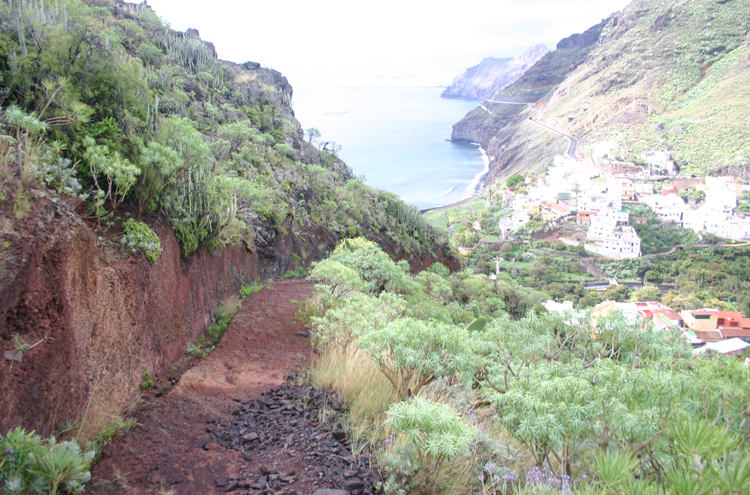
[89,279,315,495]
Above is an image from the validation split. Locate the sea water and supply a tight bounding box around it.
[292,86,486,210]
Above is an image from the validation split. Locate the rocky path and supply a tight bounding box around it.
[88,279,380,495]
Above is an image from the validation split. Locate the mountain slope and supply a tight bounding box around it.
[546,0,750,175]
[451,19,608,183]
[452,0,750,183]
[441,44,549,100]
[0,0,458,271]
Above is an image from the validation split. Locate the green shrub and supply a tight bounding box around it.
[328,238,411,294]
[0,428,96,495]
[384,397,475,495]
[139,372,153,390]
[359,317,476,399]
[310,292,405,351]
[506,174,524,189]
[173,219,206,258]
[204,297,241,345]
[282,266,308,278]
[122,219,162,264]
[309,258,372,301]
[240,280,263,299]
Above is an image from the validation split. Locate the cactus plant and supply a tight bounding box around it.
[466,304,487,332]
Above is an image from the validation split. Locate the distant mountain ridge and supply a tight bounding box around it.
[441,44,549,100]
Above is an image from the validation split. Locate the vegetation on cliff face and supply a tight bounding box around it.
[548,0,750,175]
[0,0,453,272]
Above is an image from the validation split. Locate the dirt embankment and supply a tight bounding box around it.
[88,279,316,495]
[0,197,457,439]
[0,200,261,437]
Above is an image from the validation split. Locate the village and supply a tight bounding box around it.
[423,150,750,359]
[543,299,750,358]
[497,155,750,259]
[507,154,750,356]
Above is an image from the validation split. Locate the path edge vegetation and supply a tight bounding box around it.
[299,237,750,495]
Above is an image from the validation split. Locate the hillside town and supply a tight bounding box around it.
[544,299,750,357]
[498,154,750,258]
[492,152,750,360]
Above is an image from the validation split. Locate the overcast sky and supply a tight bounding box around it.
[146,0,631,87]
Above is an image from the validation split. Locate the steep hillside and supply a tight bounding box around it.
[0,0,459,439]
[452,0,750,183]
[441,44,549,100]
[0,0,458,270]
[545,0,750,176]
[451,20,607,183]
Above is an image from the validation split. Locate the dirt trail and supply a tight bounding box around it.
[89,279,315,495]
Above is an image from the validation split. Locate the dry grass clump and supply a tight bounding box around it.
[233,73,256,85]
[312,345,398,432]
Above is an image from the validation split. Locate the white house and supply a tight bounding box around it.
[579,192,623,213]
[641,149,676,175]
[682,209,705,233]
[704,191,736,218]
[635,183,654,195]
[499,211,530,236]
[588,211,630,240]
[687,192,750,239]
[641,194,689,223]
[694,338,750,356]
[588,215,619,240]
[585,226,641,259]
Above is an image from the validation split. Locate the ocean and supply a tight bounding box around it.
[292,86,486,210]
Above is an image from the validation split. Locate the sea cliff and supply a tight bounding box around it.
[441,44,549,100]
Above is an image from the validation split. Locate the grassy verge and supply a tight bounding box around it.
[186,295,242,358]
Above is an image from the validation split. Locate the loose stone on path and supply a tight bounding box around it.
[210,381,383,495]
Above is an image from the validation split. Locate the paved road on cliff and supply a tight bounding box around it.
[478,101,580,161]
[527,118,580,161]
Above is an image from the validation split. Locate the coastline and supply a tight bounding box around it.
[421,144,489,213]
[464,146,490,197]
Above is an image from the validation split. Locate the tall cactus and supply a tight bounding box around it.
[389,200,438,242]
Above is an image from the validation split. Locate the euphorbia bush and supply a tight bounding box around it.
[359,317,477,399]
[384,397,475,495]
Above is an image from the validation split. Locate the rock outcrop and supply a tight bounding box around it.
[441,44,549,100]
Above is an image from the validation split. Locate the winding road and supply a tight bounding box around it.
[477,100,580,161]
[527,117,580,161]
[645,240,750,257]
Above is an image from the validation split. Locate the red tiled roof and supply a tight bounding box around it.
[653,309,682,321]
[716,311,742,319]
[547,204,569,213]
[719,328,750,339]
[693,330,723,342]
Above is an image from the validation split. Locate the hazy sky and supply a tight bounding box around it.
[146,0,631,87]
